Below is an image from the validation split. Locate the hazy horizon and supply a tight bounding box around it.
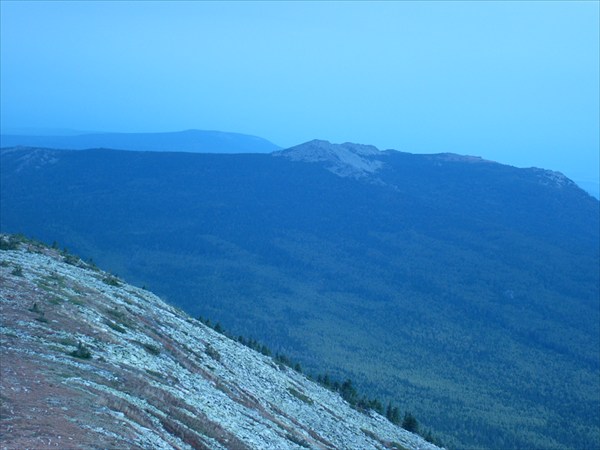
[1,1,598,186]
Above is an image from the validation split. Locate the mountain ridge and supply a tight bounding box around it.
[0,234,441,450]
[275,140,597,198]
[1,130,596,197]
[0,129,281,154]
[276,140,587,189]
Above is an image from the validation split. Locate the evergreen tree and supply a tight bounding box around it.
[391,406,401,424]
[402,412,419,433]
[340,379,357,404]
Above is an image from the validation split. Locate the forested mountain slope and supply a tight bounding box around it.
[1,143,598,449]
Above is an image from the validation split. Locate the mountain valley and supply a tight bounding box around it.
[1,142,598,449]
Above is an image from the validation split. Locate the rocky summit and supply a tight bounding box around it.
[273,140,384,179]
[0,235,440,450]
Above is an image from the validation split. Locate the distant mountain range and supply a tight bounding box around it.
[0,234,440,450]
[2,129,597,198]
[1,142,598,450]
[0,129,281,153]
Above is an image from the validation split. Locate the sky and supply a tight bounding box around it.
[1,1,598,187]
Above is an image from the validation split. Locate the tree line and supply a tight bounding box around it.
[196,316,443,447]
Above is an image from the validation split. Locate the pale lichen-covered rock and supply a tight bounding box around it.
[274,140,384,179]
[0,235,442,450]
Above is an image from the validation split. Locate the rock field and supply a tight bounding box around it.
[0,236,441,450]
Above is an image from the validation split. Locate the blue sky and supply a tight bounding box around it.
[1,1,598,187]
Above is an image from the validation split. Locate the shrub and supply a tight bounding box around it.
[70,341,92,359]
[105,320,126,333]
[0,235,20,251]
[205,343,221,362]
[361,428,378,441]
[64,254,80,266]
[286,433,310,448]
[146,369,165,380]
[34,312,48,323]
[102,275,121,287]
[288,387,314,405]
[105,307,132,328]
[141,342,161,356]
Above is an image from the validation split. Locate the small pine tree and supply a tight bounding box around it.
[371,399,384,414]
[260,344,271,356]
[340,379,357,404]
[391,406,401,424]
[424,430,434,443]
[402,412,419,433]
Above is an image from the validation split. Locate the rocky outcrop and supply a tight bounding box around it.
[273,140,384,179]
[0,236,441,450]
